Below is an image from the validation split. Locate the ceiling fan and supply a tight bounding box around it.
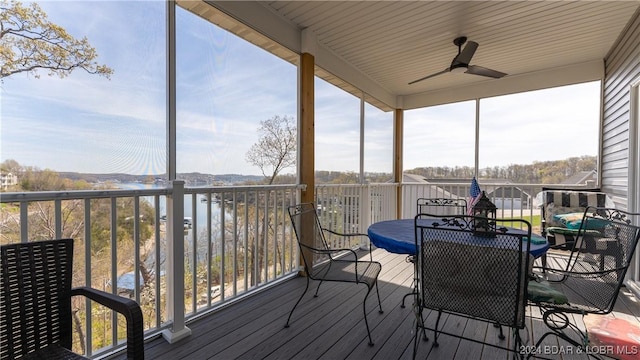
[409,36,507,85]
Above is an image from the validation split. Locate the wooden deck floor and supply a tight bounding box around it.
[125,249,640,360]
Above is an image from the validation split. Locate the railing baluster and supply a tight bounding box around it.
[54,199,62,239]
[154,194,162,327]
[243,191,249,292]
[190,192,197,314]
[263,190,268,284]
[232,189,238,296]
[220,190,226,302]
[205,192,212,306]
[84,198,93,357]
[134,196,141,305]
[110,196,118,349]
[272,190,278,279]
[280,190,286,275]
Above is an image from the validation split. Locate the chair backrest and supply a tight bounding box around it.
[563,206,640,313]
[415,214,531,328]
[288,203,332,272]
[416,198,467,216]
[1,239,74,359]
[540,189,609,234]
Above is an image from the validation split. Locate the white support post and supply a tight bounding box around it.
[360,185,372,250]
[162,180,192,343]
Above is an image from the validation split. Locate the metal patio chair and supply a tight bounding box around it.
[285,203,383,346]
[0,238,144,360]
[528,206,640,358]
[416,197,467,216]
[413,214,531,359]
[401,198,468,308]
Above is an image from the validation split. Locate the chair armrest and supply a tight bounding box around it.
[539,266,622,281]
[71,287,144,360]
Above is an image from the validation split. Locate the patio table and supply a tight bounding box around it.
[367,218,549,258]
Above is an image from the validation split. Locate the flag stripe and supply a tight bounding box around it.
[467,177,482,215]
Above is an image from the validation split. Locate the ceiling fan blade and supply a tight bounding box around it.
[408,68,449,85]
[465,65,507,79]
[452,41,478,66]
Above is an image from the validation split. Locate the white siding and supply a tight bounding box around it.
[602,8,640,210]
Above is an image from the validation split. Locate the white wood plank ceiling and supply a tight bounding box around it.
[181,1,640,110]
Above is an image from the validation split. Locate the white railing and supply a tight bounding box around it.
[314,183,398,249]
[0,183,303,358]
[0,180,590,357]
[315,183,399,227]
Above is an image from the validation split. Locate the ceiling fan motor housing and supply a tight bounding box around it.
[453,36,467,47]
[408,36,506,84]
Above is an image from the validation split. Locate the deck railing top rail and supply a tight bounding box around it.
[0,183,307,203]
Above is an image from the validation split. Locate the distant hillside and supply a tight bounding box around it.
[405,155,597,184]
[57,172,264,186]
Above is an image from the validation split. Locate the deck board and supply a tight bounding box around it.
[119,248,640,360]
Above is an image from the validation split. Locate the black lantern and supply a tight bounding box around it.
[472,191,497,237]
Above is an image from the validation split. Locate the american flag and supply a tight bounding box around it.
[467,177,482,215]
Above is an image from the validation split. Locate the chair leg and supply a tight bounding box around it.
[493,322,505,339]
[512,328,524,360]
[403,256,417,308]
[285,276,310,328]
[314,262,334,297]
[362,287,375,346]
[313,280,324,297]
[412,315,421,360]
[401,291,416,308]
[374,281,383,314]
[412,306,429,360]
[433,310,442,347]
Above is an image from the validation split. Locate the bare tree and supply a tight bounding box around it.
[245,115,296,184]
[0,0,113,79]
[243,115,296,285]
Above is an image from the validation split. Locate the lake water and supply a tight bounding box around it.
[115,183,226,259]
[116,182,223,225]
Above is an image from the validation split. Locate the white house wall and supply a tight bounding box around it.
[602,7,640,210]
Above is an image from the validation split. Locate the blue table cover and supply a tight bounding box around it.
[367,218,549,258]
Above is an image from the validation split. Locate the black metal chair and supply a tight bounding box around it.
[400,198,468,308]
[285,203,383,346]
[413,214,531,359]
[528,206,640,357]
[0,238,144,360]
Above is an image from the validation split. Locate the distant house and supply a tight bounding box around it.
[400,175,467,216]
[402,173,428,183]
[561,170,597,187]
[0,172,18,189]
[485,186,532,210]
[402,174,461,198]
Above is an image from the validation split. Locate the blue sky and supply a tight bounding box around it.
[1,1,599,176]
